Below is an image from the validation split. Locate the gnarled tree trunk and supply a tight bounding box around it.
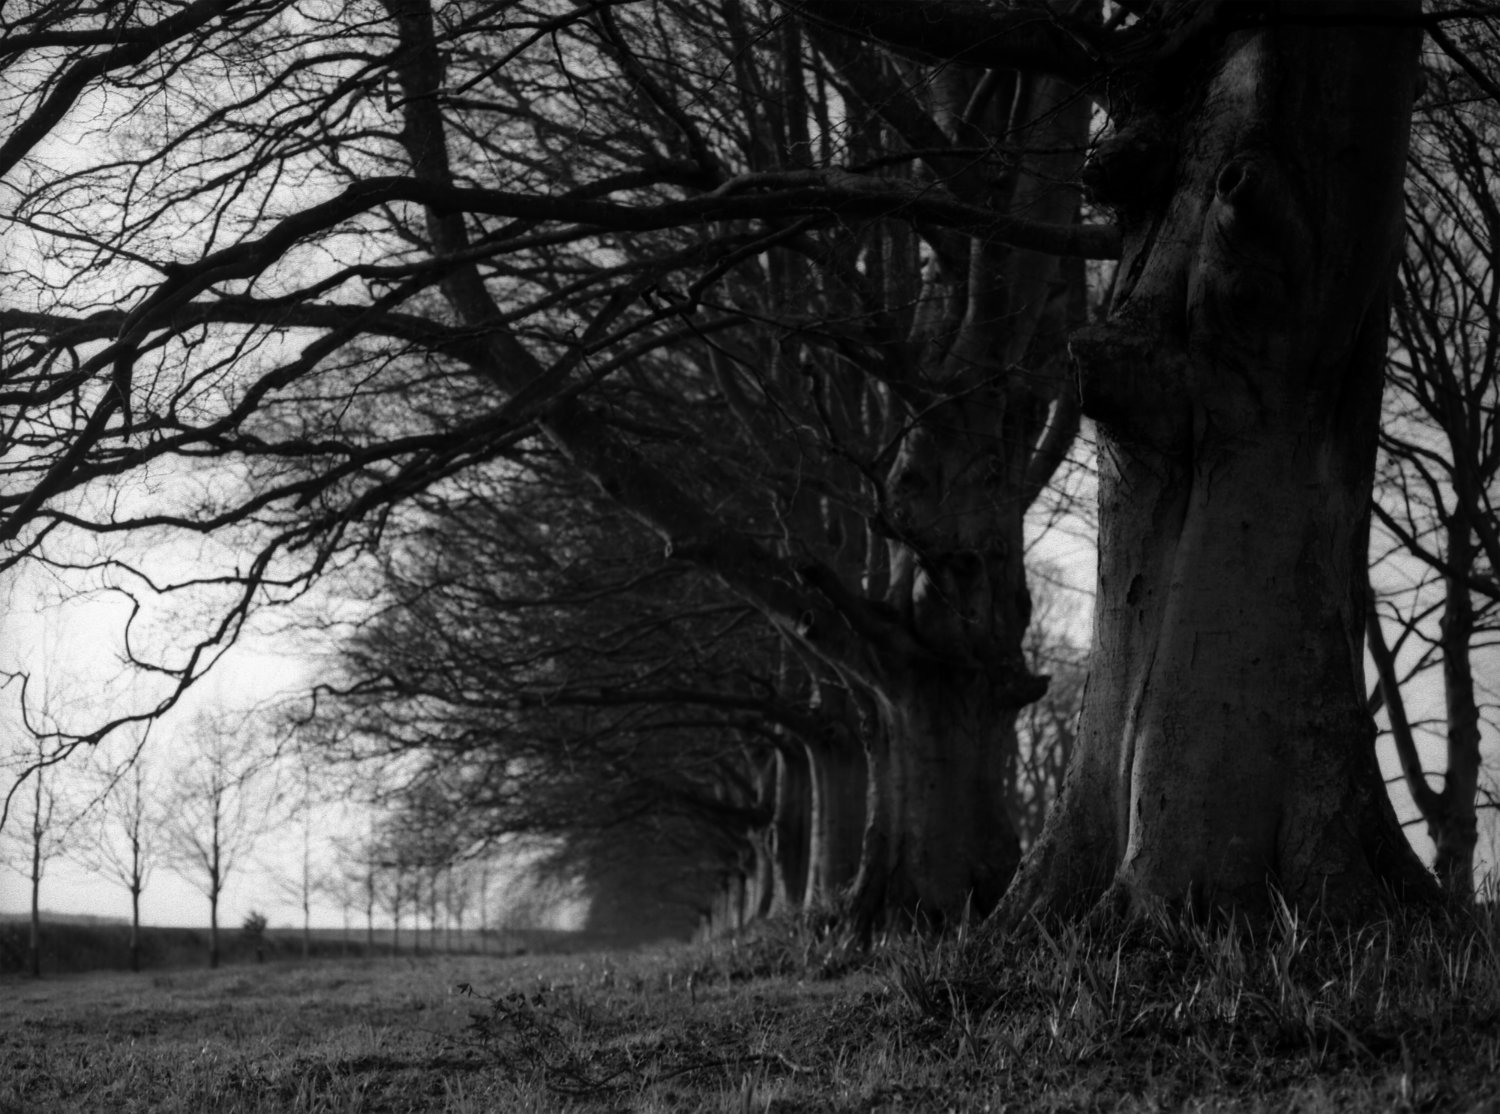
[1006,8,1438,924]
[831,65,1086,930]
[851,673,1026,929]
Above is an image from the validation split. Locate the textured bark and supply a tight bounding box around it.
[1005,8,1438,924]
[1434,520,1482,899]
[827,66,1085,929]
[850,676,1025,930]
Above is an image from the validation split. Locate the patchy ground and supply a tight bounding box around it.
[4,911,1500,1112]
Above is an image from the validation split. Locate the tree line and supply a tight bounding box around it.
[2,711,536,975]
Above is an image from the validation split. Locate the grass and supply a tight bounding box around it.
[0,916,606,976]
[4,906,1500,1112]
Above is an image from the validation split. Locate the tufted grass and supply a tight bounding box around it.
[4,904,1500,1112]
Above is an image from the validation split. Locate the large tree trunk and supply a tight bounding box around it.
[1006,9,1437,924]
[851,672,1027,930]
[826,64,1086,930]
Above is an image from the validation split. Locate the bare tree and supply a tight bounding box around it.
[17,751,58,978]
[265,753,320,960]
[348,833,387,953]
[2,686,94,978]
[445,859,477,954]
[319,853,359,958]
[372,840,423,958]
[90,748,158,972]
[473,860,495,950]
[1369,53,1500,901]
[163,713,276,968]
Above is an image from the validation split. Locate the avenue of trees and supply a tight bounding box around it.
[2,0,1499,940]
[1,710,524,973]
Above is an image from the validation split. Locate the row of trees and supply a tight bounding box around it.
[4,716,275,973]
[293,454,1092,937]
[0,0,1496,941]
[2,714,538,974]
[289,0,1500,931]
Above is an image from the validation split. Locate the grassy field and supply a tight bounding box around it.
[0,915,621,977]
[5,908,1500,1112]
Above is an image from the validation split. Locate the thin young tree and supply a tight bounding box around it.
[19,751,57,979]
[163,713,275,968]
[266,752,321,960]
[91,750,158,973]
[2,689,94,977]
